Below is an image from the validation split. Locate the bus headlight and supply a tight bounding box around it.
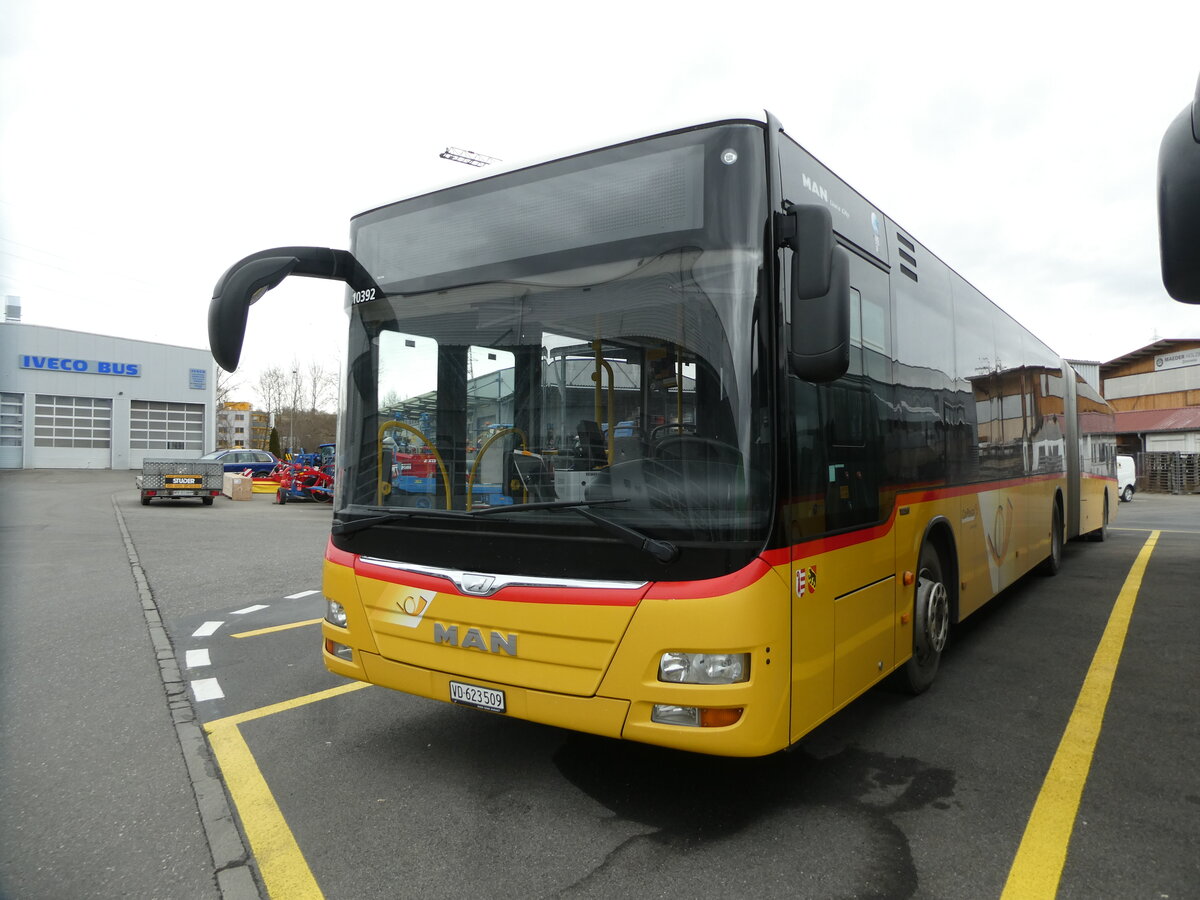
[325,598,348,628]
[658,652,749,684]
[651,705,744,728]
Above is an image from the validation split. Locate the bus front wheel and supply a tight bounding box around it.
[903,543,949,695]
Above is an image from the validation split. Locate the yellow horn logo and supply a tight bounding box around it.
[399,595,428,616]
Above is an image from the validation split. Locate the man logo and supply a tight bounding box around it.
[459,573,496,595]
[434,623,518,656]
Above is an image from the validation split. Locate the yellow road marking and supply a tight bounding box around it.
[232,618,323,639]
[1001,530,1160,899]
[204,682,372,898]
[207,682,371,730]
[207,723,324,899]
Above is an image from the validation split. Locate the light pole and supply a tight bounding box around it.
[289,367,298,458]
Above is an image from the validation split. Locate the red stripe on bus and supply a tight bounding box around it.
[779,472,1070,560]
[325,470,1091,605]
[643,556,777,600]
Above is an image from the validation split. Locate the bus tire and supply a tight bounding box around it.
[903,543,950,695]
[1038,503,1064,576]
[1087,494,1110,542]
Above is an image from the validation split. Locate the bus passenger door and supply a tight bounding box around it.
[789,255,896,739]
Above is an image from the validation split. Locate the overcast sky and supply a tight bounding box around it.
[3,1,1199,405]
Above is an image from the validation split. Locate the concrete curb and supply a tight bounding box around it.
[111,494,264,900]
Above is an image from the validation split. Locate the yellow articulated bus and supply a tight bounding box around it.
[210,111,1116,756]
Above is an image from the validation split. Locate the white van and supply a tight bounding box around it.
[1117,455,1137,502]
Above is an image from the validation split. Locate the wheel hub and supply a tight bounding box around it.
[915,575,949,656]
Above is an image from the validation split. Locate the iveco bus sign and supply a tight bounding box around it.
[19,355,142,376]
[1154,348,1200,371]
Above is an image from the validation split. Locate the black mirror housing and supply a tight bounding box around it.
[1158,75,1200,303]
[779,202,850,382]
[789,245,851,382]
[778,203,834,298]
[208,246,376,371]
[209,256,300,370]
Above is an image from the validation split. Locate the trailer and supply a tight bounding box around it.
[136,458,224,506]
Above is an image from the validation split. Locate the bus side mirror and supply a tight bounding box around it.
[209,255,299,371]
[209,246,376,371]
[779,204,850,382]
[1158,72,1200,304]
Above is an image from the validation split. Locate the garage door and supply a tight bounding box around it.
[33,394,112,468]
[129,400,206,453]
[0,392,23,469]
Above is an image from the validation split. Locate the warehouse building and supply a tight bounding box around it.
[1101,338,1200,494]
[1,322,215,470]
[1101,338,1200,454]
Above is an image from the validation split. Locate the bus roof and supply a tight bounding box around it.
[354,109,771,220]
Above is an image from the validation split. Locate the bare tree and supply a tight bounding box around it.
[305,361,338,412]
[253,361,341,455]
[255,367,287,420]
[215,366,239,407]
[380,389,404,412]
[215,367,240,447]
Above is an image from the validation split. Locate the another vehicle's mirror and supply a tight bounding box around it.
[1157,72,1200,304]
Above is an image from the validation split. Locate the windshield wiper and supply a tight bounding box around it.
[474,499,678,563]
[331,507,470,535]
[331,499,616,536]
[468,498,629,516]
[333,498,679,564]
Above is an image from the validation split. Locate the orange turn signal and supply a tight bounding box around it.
[699,707,744,728]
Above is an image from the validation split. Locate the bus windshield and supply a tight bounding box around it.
[335,123,772,581]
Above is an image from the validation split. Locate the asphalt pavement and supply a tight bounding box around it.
[0,470,259,900]
[2,470,1196,899]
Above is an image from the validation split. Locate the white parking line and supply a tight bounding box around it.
[193,621,223,637]
[191,678,224,702]
[185,649,211,668]
[231,604,269,615]
[285,590,320,600]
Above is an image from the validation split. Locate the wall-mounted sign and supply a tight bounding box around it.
[1154,348,1200,372]
[189,368,207,390]
[20,355,141,376]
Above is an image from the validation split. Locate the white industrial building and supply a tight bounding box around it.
[1,322,216,470]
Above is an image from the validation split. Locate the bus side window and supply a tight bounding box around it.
[823,263,890,532]
[790,265,890,538]
[789,378,826,538]
[824,384,880,531]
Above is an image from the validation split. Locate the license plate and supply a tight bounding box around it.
[449,681,506,713]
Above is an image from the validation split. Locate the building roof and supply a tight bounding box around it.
[1113,408,1200,434]
[1102,338,1200,371]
